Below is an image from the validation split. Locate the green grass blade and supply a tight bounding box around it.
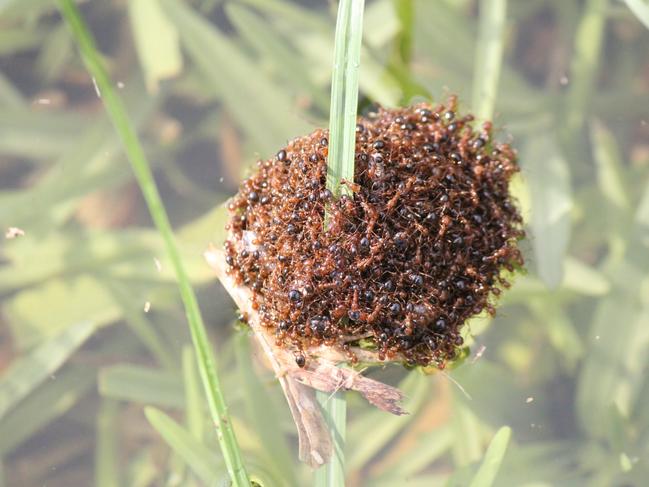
[468,426,512,487]
[563,0,608,136]
[637,181,649,227]
[364,0,400,49]
[239,0,400,106]
[106,282,177,371]
[0,72,25,108]
[523,134,573,288]
[238,0,330,35]
[234,334,296,485]
[348,372,429,469]
[182,347,205,441]
[98,364,185,409]
[95,400,120,487]
[472,0,507,121]
[226,3,329,112]
[391,425,453,477]
[529,299,584,369]
[316,1,366,481]
[326,0,365,198]
[3,275,116,349]
[451,397,483,466]
[179,347,204,486]
[374,473,449,487]
[590,119,631,210]
[145,407,225,485]
[126,450,158,487]
[127,0,182,92]
[0,94,156,234]
[387,0,429,102]
[0,320,95,421]
[314,389,347,487]
[0,27,45,56]
[576,295,649,437]
[624,0,649,30]
[160,0,308,156]
[56,2,250,485]
[0,0,50,17]
[393,0,414,67]
[0,366,95,456]
[0,109,81,159]
[35,24,72,82]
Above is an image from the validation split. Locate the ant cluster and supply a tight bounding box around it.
[224,96,524,368]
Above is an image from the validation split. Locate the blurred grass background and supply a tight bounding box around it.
[1,0,649,486]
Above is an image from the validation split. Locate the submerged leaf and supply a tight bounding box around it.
[590,119,630,211]
[160,0,309,155]
[99,364,185,408]
[128,0,182,92]
[0,366,95,455]
[145,407,225,484]
[3,274,119,349]
[472,0,506,121]
[576,295,649,437]
[624,0,649,30]
[0,320,96,421]
[523,134,573,288]
[468,426,512,487]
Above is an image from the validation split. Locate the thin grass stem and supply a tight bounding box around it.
[318,0,365,482]
[326,0,365,199]
[472,0,507,121]
[56,2,250,485]
[314,389,347,486]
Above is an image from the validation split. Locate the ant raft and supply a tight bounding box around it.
[225,97,524,368]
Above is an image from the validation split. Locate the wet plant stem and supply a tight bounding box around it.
[320,0,365,482]
[314,388,347,486]
[326,0,364,200]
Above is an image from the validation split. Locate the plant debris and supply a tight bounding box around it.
[224,97,524,369]
[205,246,406,467]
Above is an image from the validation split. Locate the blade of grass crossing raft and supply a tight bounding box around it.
[326,0,365,199]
